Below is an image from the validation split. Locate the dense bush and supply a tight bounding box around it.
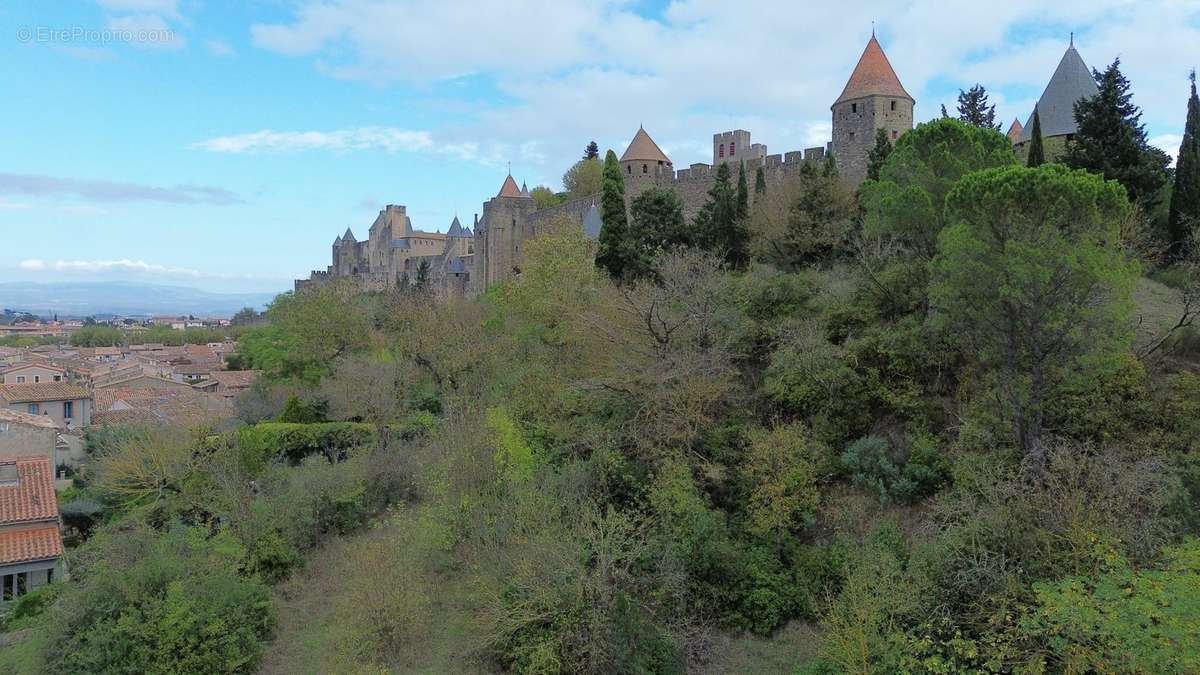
[234,421,375,466]
[840,434,948,504]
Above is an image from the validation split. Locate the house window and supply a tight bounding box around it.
[730,142,736,155]
[718,144,724,158]
[33,376,40,383]
[28,403,39,415]
[63,401,73,419]
[53,375,61,382]
[851,103,858,113]
[15,376,25,383]
[891,100,896,111]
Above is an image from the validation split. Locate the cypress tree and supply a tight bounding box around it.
[597,149,631,279]
[754,165,767,194]
[736,162,750,221]
[1027,107,1045,168]
[1168,70,1200,257]
[1064,58,1170,206]
[866,127,893,181]
[694,163,748,268]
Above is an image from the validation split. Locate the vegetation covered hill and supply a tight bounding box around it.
[3,115,1200,674]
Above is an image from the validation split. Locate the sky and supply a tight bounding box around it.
[0,0,1197,294]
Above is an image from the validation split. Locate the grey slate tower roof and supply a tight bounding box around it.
[1017,42,1098,143]
[333,234,343,247]
[446,215,466,237]
[342,227,356,242]
[582,201,603,239]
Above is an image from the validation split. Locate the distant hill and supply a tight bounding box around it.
[0,281,279,318]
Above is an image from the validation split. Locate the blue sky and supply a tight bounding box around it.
[1,1,1197,294]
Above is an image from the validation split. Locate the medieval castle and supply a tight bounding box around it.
[297,34,1094,296]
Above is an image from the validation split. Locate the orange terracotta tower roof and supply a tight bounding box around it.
[620,125,672,164]
[496,174,522,198]
[833,35,913,107]
[1006,117,1024,142]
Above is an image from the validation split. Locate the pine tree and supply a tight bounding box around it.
[736,162,750,221]
[956,83,1001,130]
[1027,106,1046,168]
[1168,70,1200,257]
[754,165,767,194]
[1064,57,1170,207]
[583,141,599,160]
[596,150,631,279]
[414,259,431,292]
[694,163,749,268]
[941,104,949,118]
[866,128,893,181]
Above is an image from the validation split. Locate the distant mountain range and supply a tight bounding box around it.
[0,281,280,318]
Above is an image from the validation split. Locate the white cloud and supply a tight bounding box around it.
[0,172,242,205]
[206,39,234,57]
[1150,134,1183,168]
[192,126,486,162]
[247,0,1200,175]
[18,258,202,276]
[105,13,185,49]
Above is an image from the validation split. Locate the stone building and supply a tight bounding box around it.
[830,33,915,184]
[713,130,767,167]
[1013,39,1098,163]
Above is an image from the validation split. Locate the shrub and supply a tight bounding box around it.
[276,394,327,423]
[840,435,947,504]
[235,422,375,468]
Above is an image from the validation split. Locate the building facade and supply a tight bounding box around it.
[0,456,63,603]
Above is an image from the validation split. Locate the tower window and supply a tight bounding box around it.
[730,142,736,155]
[642,164,647,174]
[890,100,896,111]
[849,132,855,141]
[851,103,858,113]
[891,130,898,140]
[719,144,724,158]
[627,164,631,174]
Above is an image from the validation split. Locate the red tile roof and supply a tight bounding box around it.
[0,525,63,565]
[497,174,523,198]
[620,126,672,165]
[0,408,60,429]
[1006,117,1024,142]
[833,35,913,106]
[0,382,90,404]
[0,457,59,524]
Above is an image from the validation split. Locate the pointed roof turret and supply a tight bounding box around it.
[342,227,356,242]
[1006,117,1024,142]
[620,125,672,165]
[446,214,467,237]
[333,233,343,247]
[1016,41,1098,143]
[833,34,913,107]
[497,173,522,198]
[520,180,530,197]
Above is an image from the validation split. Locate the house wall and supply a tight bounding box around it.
[0,423,57,465]
[1,366,64,385]
[3,399,90,430]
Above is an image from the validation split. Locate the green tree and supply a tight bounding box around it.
[596,150,632,279]
[956,83,1000,130]
[754,165,767,194]
[865,127,893,181]
[69,324,123,347]
[741,422,820,543]
[563,157,604,199]
[231,307,261,326]
[1064,57,1171,207]
[414,259,431,293]
[583,140,599,160]
[736,162,750,222]
[629,187,689,271]
[529,185,563,209]
[1027,106,1046,167]
[1169,70,1200,257]
[694,162,749,269]
[930,164,1136,474]
[861,117,1017,259]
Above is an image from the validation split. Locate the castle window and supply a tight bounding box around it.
[890,100,896,111]
[891,130,898,140]
[719,144,725,158]
[626,164,631,174]
[849,132,855,141]
[851,103,858,113]
[642,163,647,174]
[730,142,736,155]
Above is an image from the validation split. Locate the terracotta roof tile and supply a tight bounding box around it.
[833,35,913,106]
[497,174,523,198]
[0,408,60,429]
[1006,118,1024,142]
[0,525,62,565]
[0,457,59,524]
[620,126,672,164]
[0,382,90,404]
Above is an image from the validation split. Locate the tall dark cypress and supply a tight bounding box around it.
[754,165,767,194]
[1027,106,1046,168]
[736,162,749,222]
[596,150,631,279]
[1169,70,1200,257]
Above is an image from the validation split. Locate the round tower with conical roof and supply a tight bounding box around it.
[831,33,914,185]
[620,125,673,195]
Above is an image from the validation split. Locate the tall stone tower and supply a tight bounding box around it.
[476,173,535,288]
[831,33,914,185]
[619,125,673,197]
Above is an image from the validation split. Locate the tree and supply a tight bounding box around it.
[530,185,563,209]
[628,187,689,276]
[694,162,749,269]
[741,422,820,543]
[1064,58,1171,208]
[736,162,750,221]
[414,259,431,294]
[583,140,600,160]
[866,128,893,181]
[231,307,261,326]
[860,118,1017,259]
[563,158,604,199]
[1027,106,1046,167]
[930,164,1136,475]
[940,103,949,118]
[596,150,632,279]
[1169,70,1200,257]
[956,83,1000,130]
[754,165,767,194]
